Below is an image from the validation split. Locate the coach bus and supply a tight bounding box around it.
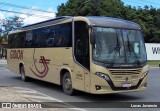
[7,16,148,95]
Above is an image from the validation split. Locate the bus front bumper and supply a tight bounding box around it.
[89,74,147,94]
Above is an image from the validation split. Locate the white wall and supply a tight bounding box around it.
[145,43,160,60]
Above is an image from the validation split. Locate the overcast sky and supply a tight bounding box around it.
[0,0,159,25]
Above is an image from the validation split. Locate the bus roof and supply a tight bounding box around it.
[10,16,140,34]
[86,16,141,29]
[21,16,72,31]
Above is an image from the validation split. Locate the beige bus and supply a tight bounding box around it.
[7,16,148,95]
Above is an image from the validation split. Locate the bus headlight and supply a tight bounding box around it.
[141,71,149,79]
[95,72,110,81]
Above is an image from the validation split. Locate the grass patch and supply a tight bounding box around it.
[148,60,160,67]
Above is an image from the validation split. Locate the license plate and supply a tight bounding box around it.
[122,82,131,87]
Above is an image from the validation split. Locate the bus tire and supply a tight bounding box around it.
[20,65,28,82]
[62,72,74,95]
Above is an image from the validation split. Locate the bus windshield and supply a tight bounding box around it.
[92,27,147,64]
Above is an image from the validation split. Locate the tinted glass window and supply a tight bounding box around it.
[32,28,44,47]
[74,21,90,70]
[44,26,55,47]
[18,32,26,48]
[8,34,19,48]
[8,34,13,48]
[8,22,72,48]
[26,31,33,48]
[93,28,147,64]
[32,23,72,48]
[54,23,72,47]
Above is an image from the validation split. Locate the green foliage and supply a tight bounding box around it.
[56,0,160,43]
[1,16,24,37]
[57,0,124,17]
[0,36,7,42]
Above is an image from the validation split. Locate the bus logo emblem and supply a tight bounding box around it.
[30,49,50,78]
[125,77,129,81]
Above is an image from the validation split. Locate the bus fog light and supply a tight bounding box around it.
[95,72,110,81]
[95,85,101,90]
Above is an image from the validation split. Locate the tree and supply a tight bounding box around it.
[0,19,4,36]
[56,0,160,43]
[2,16,24,36]
[56,0,124,17]
[0,16,24,59]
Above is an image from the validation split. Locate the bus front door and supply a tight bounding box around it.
[74,21,90,92]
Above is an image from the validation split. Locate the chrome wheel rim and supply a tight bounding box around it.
[64,78,71,90]
[21,69,25,80]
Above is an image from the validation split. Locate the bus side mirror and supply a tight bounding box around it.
[90,32,95,45]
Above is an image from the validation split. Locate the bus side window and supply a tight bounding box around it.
[54,23,72,47]
[12,34,19,48]
[8,34,14,48]
[18,32,26,48]
[26,31,33,48]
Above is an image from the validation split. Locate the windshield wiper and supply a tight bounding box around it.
[126,35,140,65]
[110,33,121,66]
[96,36,102,50]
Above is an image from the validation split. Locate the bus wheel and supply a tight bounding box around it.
[62,72,74,95]
[20,66,28,82]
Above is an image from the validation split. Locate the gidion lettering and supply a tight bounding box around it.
[10,50,23,60]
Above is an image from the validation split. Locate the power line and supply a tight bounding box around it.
[15,0,53,8]
[0,1,53,14]
[0,4,6,8]
[0,9,53,19]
